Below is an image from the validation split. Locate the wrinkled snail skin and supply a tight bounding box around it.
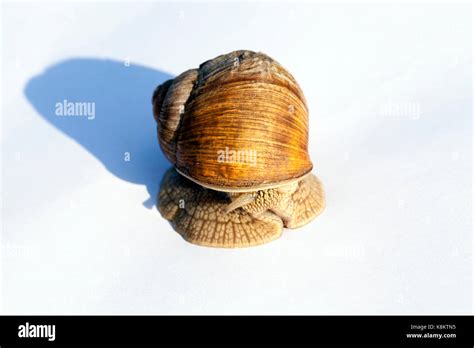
[158,167,324,248]
[153,50,325,248]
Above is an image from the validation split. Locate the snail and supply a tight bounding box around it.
[153,50,325,248]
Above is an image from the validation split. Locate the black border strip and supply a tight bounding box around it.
[0,315,472,346]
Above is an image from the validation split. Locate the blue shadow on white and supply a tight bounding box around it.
[24,58,174,208]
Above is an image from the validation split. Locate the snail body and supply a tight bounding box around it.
[154,50,324,248]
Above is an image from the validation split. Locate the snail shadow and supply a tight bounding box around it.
[24,58,174,208]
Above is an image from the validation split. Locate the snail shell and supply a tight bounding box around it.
[153,50,312,192]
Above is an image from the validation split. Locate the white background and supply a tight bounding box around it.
[1,1,472,314]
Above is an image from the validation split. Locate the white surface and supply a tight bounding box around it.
[1,2,472,314]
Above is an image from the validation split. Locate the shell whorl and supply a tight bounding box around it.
[152,69,198,164]
[152,50,313,191]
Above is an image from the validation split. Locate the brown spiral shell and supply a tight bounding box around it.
[152,50,313,192]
